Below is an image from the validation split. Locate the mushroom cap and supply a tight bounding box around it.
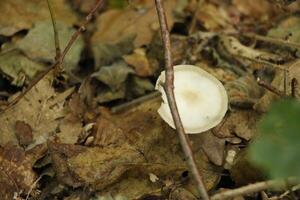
[155,65,228,134]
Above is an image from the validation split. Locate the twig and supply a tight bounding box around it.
[189,0,204,34]
[256,77,285,97]
[25,176,42,200]
[4,0,105,110]
[111,91,160,113]
[59,0,104,64]
[154,1,209,200]
[46,0,61,61]
[211,178,299,200]
[269,184,300,200]
[243,33,300,50]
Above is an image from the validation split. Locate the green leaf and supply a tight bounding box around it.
[249,99,300,179]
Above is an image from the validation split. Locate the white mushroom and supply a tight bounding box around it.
[155,65,228,134]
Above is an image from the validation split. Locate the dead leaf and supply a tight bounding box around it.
[14,121,33,147]
[92,34,136,68]
[0,144,47,199]
[214,110,258,141]
[225,75,264,108]
[0,50,45,86]
[0,72,74,148]
[128,76,154,98]
[195,3,231,31]
[92,61,134,91]
[17,21,84,71]
[191,132,226,166]
[218,35,284,64]
[232,0,279,20]
[0,0,77,36]
[91,0,176,48]
[123,48,155,77]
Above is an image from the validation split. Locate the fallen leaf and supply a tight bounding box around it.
[0,72,74,148]
[91,0,176,48]
[191,132,226,166]
[17,21,84,71]
[14,121,33,147]
[0,50,45,86]
[91,61,134,91]
[214,110,258,141]
[92,34,136,68]
[232,0,279,20]
[0,144,47,199]
[128,76,154,98]
[123,48,154,77]
[0,0,77,36]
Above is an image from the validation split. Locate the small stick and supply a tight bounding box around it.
[154,1,210,200]
[189,0,204,34]
[46,0,61,61]
[111,91,160,113]
[59,0,104,64]
[256,77,285,97]
[211,178,299,200]
[243,33,300,50]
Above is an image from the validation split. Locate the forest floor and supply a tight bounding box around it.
[0,0,299,200]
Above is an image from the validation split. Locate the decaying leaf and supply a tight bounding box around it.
[128,76,154,98]
[226,75,264,108]
[0,72,74,148]
[191,132,226,166]
[0,50,45,86]
[0,0,77,36]
[218,35,283,64]
[232,0,279,20]
[92,61,134,91]
[214,110,258,141]
[49,98,219,199]
[92,34,136,68]
[91,0,176,48]
[0,144,47,200]
[123,48,155,77]
[17,21,84,71]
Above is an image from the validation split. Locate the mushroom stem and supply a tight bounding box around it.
[154,1,210,200]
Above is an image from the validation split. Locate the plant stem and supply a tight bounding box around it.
[46,0,61,61]
[154,0,210,199]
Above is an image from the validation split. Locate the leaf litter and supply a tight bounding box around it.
[0,0,300,199]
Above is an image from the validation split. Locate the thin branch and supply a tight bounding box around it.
[154,1,210,200]
[59,0,104,64]
[4,0,105,110]
[211,178,299,200]
[46,0,61,61]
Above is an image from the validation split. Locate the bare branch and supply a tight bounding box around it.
[154,0,210,199]
[211,178,299,200]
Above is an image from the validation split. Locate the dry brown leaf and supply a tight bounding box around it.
[214,110,258,141]
[191,132,226,166]
[0,72,74,148]
[91,0,176,48]
[0,144,47,199]
[232,0,279,20]
[0,0,77,36]
[196,3,231,31]
[123,48,155,77]
[50,98,220,198]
